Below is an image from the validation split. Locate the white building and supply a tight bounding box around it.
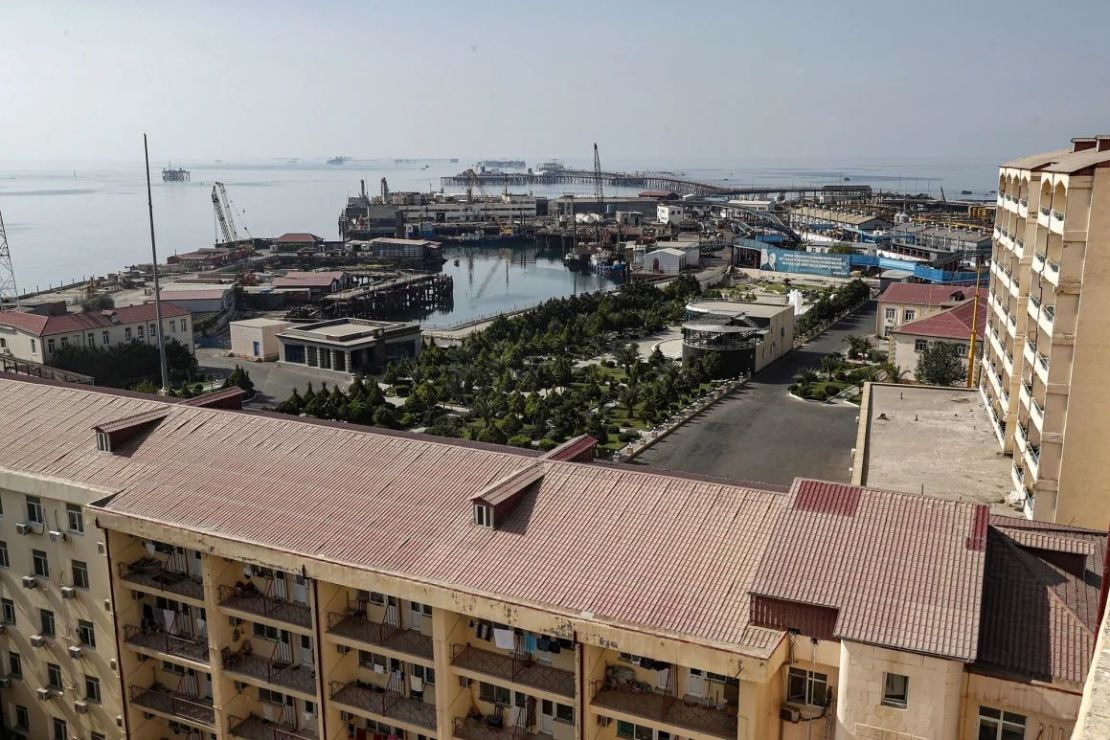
[643,247,689,274]
[656,204,686,224]
[0,303,194,365]
[230,318,293,361]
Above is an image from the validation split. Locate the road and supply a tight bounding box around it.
[197,347,352,408]
[634,302,877,486]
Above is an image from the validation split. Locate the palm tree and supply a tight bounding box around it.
[844,335,870,360]
[613,343,639,377]
[820,352,843,379]
[795,369,820,385]
[618,385,641,419]
[882,363,908,384]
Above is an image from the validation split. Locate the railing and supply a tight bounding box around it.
[0,356,94,384]
[130,684,215,726]
[221,643,317,696]
[1016,423,1028,445]
[1043,304,1055,321]
[1037,353,1050,372]
[1028,444,1041,465]
[451,644,575,698]
[1040,206,1051,217]
[124,624,209,663]
[1029,295,1041,311]
[217,584,312,629]
[118,559,204,601]
[1016,238,1025,250]
[591,677,737,740]
[1052,209,1064,221]
[453,716,526,740]
[1047,259,1060,274]
[228,713,316,740]
[1020,199,1028,208]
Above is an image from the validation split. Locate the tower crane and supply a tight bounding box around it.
[211,182,252,246]
[463,169,486,203]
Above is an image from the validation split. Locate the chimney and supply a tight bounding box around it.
[1071,137,1097,152]
[1097,135,1110,152]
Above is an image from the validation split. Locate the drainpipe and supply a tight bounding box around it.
[99,523,132,739]
[311,576,328,740]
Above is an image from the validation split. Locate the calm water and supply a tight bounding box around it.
[0,155,999,315]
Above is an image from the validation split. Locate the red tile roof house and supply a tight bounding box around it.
[889,299,987,381]
[271,232,324,253]
[0,375,1097,739]
[876,283,984,338]
[0,303,193,365]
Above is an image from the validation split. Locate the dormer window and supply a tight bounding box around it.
[96,431,111,452]
[473,503,493,528]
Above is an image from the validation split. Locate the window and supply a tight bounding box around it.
[616,721,654,740]
[2,598,14,624]
[47,338,55,355]
[85,674,101,703]
[72,560,89,589]
[32,549,49,578]
[149,323,157,337]
[473,503,493,527]
[479,681,511,705]
[66,504,84,533]
[14,705,28,731]
[9,650,22,678]
[258,687,286,704]
[881,672,908,708]
[124,327,132,340]
[977,706,1026,740]
[369,591,385,605]
[87,333,94,346]
[411,664,435,685]
[60,337,68,348]
[555,703,574,723]
[137,325,144,338]
[102,330,110,345]
[787,667,828,706]
[358,650,387,671]
[903,309,916,321]
[410,601,432,616]
[30,339,36,354]
[26,495,44,524]
[77,619,95,648]
[914,339,928,352]
[253,622,279,641]
[47,662,62,689]
[171,320,177,333]
[52,717,66,740]
[40,608,56,637]
[0,541,8,568]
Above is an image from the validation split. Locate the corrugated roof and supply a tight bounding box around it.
[877,283,982,308]
[0,303,190,337]
[891,299,985,341]
[0,378,786,655]
[274,233,323,242]
[750,479,987,661]
[1001,144,1110,174]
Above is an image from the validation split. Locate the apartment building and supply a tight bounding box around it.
[888,299,984,382]
[980,136,1110,526]
[875,283,981,338]
[0,376,1100,740]
[0,303,194,366]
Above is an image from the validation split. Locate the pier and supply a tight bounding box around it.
[290,273,453,321]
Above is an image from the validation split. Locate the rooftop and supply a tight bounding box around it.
[0,303,190,337]
[877,283,982,308]
[891,299,985,341]
[856,384,1013,513]
[278,318,416,345]
[274,232,323,243]
[1001,138,1110,174]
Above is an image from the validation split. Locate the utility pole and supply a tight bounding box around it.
[0,210,20,310]
[966,265,983,387]
[143,134,170,394]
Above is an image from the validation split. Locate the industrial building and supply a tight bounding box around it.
[0,377,1097,740]
[980,135,1110,526]
[681,300,794,376]
[230,318,293,361]
[787,206,893,241]
[277,318,422,376]
[272,233,326,253]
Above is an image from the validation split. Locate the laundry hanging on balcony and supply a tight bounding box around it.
[493,627,515,650]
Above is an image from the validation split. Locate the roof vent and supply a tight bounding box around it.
[1097,135,1110,153]
[542,434,598,463]
[100,309,119,324]
[93,409,168,453]
[181,386,244,410]
[1071,137,1097,153]
[470,463,545,529]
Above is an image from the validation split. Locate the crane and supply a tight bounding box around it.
[0,210,19,310]
[211,182,251,246]
[593,143,605,209]
[463,169,486,203]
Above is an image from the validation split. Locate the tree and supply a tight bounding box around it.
[223,365,255,394]
[613,343,639,376]
[795,369,820,385]
[915,342,967,386]
[819,352,843,379]
[844,335,870,360]
[80,293,115,312]
[618,385,641,418]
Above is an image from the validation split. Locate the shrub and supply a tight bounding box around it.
[537,438,559,451]
[507,434,533,448]
[617,431,639,443]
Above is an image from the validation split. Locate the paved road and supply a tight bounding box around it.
[634,302,877,486]
[197,348,351,408]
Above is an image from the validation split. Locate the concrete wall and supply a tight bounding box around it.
[753,306,794,373]
[876,301,946,338]
[230,321,291,362]
[891,333,976,381]
[961,672,1077,740]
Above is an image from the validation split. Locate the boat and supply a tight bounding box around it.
[162,164,190,182]
[961,190,973,195]
[327,156,350,165]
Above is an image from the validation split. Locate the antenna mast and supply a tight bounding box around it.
[0,210,20,310]
[143,134,170,394]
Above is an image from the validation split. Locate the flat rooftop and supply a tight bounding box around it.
[687,300,792,319]
[278,318,417,346]
[856,384,1013,514]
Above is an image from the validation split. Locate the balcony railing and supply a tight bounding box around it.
[326,611,434,661]
[454,716,549,740]
[1043,304,1055,322]
[591,678,737,740]
[218,585,312,629]
[119,559,204,601]
[221,644,317,696]
[1040,206,1051,217]
[1052,209,1064,221]
[1029,295,1041,311]
[1028,444,1041,465]
[1020,199,1028,208]
[329,681,437,730]
[1047,259,1060,274]
[451,644,575,698]
[228,713,317,740]
[1037,353,1050,373]
[130,684,215,727]
[124,624,209,663]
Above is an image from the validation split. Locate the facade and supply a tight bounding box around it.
[0,378,1100,740]
[643,248,688,274]
[875,283,981,338]
[159,285,236,316]
[682,300,794,376]
[341,193,538,239]
[273,233,325,253]
[0,303,193,365]
[788,206,893,241]
[888,299,984,381]
[979,136,1110,526]
[656,205,685,225]
[277,318,421,376]
[230,318,293,361]
[359,238,444,263]
[272,271,352,299]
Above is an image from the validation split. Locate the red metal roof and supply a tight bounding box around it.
[891,299,985,341]
[0,303,190,337]
[274,233,323,243]
[272,271,345,289]
[877,283,983,308]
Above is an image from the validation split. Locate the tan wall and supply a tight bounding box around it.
[961,673,1077,740]
[876,301,944,338]
[892,333,977,382]
[754,308,795,373]
[230,321,290,362]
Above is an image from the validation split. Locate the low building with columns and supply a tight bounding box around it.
[276,318,421,377]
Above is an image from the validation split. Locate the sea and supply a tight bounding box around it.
[0,155,999,326]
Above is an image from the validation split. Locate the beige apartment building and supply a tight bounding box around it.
[980,136,1110,527]
[0,376,1101,740]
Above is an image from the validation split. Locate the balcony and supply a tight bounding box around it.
[1006,313,1017,335]
[329,681,437,731]
[1015,423,1028,454]
[987,404,1006,447]
[124,625,209,664]
[1027,295,1041,321]
[119,559,204,602]
[1039,304,1055,336]
[222,644,317,697]
[229,714,317,740]
[1035,352,1050,384]
[1045,259,1061,285]
[1026,444,1041,478]
[1023,340,1037,369]
[326,611,434,662]
[1030,397,1045,431]
[1019,380,1032,410]
[1032,251,1046,274]
[592,680,737,740]
[452,644,575,699]
[218,585,312,630]
[130,685,215,727]
[454,716,552,740]
[1011,463,1024,494]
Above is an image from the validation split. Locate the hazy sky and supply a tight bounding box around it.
[3,0,1109,163]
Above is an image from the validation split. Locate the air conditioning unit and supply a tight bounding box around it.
[115,715,124,729]
[336,644,350,655]
[30,635,46,648]
[0,676,10,688]
[96,542,106,554]
[596,716,611,727]
[779,705,801,723]
[36,687,53,701]
[61,586,77,600]
[48,530,66,543]
[103,598,112,612]
[21,576,38,589]
[74,700,89,715]
[109,658,118,672]
[15,522,30,536]
[68,646,84,659]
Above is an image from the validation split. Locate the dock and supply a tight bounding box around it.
[315,273,453,320]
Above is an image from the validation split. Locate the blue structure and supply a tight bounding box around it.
[749,245,978,285]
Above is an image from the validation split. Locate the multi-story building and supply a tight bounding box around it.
[0,376,1100,740]
[888,298,984,381]
[980,136,1110,526]
[0,303,194,366]
[875,283,981,338]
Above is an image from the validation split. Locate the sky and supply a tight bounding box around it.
[2,0,1109,164]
